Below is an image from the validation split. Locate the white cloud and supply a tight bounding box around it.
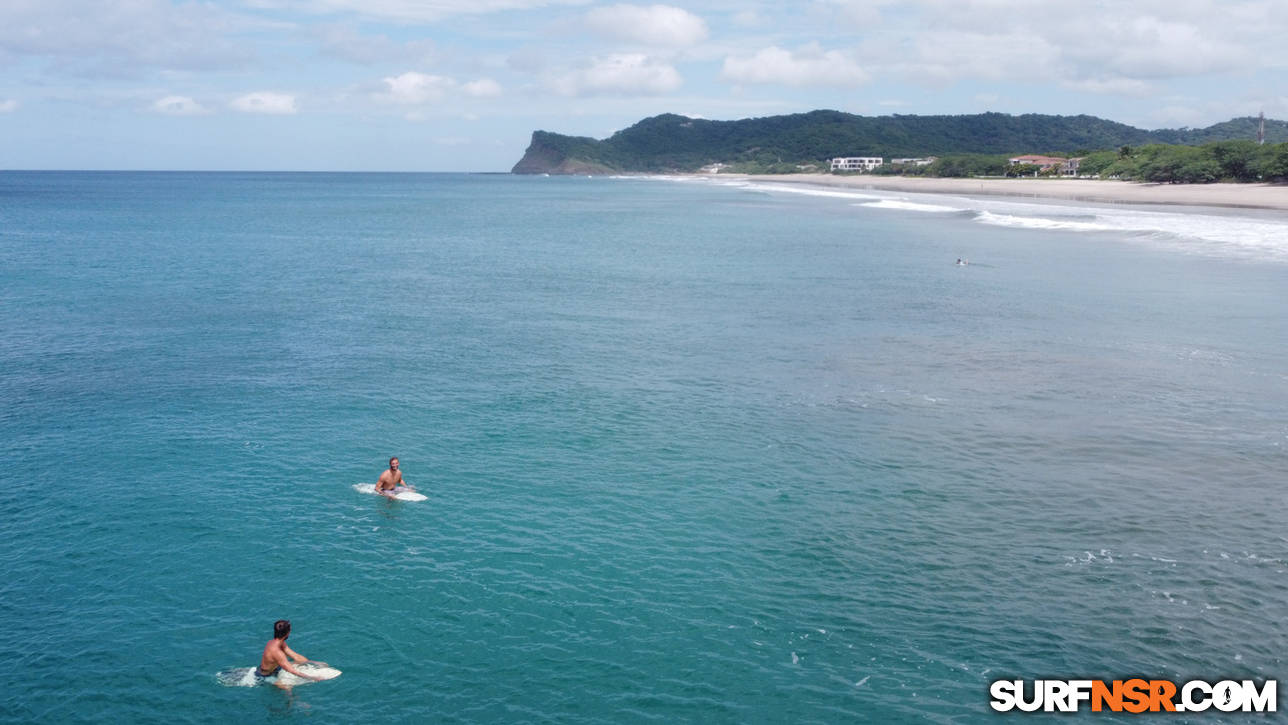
[1063,77,1153,96]
[375,72,502,105]
[818,0,888,27]
[0,1,257,76]
[380,72,454,104]
[584,4,708,46]
[0,99,18,113]
[1089,17,1248,78]
[152,95,210,116]
[256,0,588,23]
[462,79,503,98]
[230,92,298,114]
[506,46,550,74]
[310,22,438,65]
[867,0,1272,87]
[865,30,1061,85]
[721,45,869,87]
[549,54,682,96]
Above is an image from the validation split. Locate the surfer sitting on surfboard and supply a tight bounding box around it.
[257,620,325,686]
[375,457,417,500]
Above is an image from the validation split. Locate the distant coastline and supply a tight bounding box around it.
[512,111,1288,180]
[712,174,1288,212]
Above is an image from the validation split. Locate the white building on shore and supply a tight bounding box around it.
[830,156,883,172]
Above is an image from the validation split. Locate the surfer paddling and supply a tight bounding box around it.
[256,620,325,687]
[375,456,417,500]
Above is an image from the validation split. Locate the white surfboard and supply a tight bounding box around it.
[354,483,427,501]
[279,662,342,684]
[217,662,342,687]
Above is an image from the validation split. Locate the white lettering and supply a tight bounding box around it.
[991,678,1275,714]
[1015,680,1042,712]
[1069,680,1093,709]
[1213,680,1241,712]
[1244,680,1276,712]
[989,680,1017,712]
[1181,680,1210,711]
[1044,680,1074,712]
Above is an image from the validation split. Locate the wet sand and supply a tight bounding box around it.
[724,175,1288,211]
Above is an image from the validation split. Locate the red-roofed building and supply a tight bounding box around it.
[1008,154,1067,170]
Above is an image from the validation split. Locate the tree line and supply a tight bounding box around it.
[512,111,1288,182]
[871,141,1288,183]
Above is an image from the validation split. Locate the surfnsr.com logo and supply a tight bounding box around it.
[990,679,1277,713]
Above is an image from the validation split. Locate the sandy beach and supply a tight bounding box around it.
[727,174,1288,212]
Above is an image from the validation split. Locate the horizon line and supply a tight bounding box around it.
[0,168,513,174]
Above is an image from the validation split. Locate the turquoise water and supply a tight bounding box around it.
[2,172,1286,722]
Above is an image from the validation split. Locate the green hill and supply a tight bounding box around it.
[511,110,1288,174]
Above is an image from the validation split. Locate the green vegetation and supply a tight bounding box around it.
[512,110,1288,183]
[898,142,1288,183]
[866,143,1288,182]
[1079,141,1288,183]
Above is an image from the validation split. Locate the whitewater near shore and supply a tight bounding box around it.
[645,171,1288,263]
[721,174,1288,211]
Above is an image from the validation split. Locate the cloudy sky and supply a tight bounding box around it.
[1,0,1284,171]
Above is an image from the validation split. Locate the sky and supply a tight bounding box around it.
[1,0,1285,171]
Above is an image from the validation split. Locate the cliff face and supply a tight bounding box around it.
[510,134,566,174]
[511,131,619,174]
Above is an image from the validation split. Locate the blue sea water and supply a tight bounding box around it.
[1,171,1286,723]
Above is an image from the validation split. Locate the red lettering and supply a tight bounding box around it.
[1151,680,1178,711]
[1091,680,1121,712]
[1122,679,1151,714]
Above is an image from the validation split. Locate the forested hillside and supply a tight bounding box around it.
[511,111,1288,180]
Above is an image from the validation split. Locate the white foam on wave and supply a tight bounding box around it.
[640,174,706,184]
[978,205,1288,261]
[216,667,259,687]
[744,182,885,201]
[652,174,1288,262]
[975,210,1117,232]
[700,179,885,201]
[216,663,340,687]
[859,199,963,213]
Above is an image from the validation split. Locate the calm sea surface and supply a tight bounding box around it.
[1,172,1286,723]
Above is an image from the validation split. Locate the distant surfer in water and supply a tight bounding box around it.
[257,620,324,687]
[375,456,417,499]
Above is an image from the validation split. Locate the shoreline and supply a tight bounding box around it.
[710,174,1288,212]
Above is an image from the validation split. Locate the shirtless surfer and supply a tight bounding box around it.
[375,457,417,500]
[256,620,324,687]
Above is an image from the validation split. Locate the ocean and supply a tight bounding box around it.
[1,171,1285,723]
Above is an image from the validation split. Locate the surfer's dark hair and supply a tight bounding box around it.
[389,456,398,466]
[274,620,291,639]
